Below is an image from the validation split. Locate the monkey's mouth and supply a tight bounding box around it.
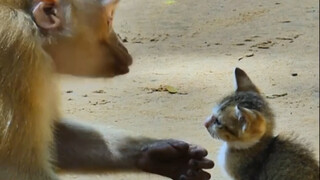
[113,52,132,76]
[110,41,133,76]
[113,63,130,76]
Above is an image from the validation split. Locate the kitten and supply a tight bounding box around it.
[204,68,319,180]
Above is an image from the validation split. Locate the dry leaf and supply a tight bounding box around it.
[164,85,178,94]
[165,0,176,5]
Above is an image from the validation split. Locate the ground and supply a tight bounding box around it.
[60,0,319,179]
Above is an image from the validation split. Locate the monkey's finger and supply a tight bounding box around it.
[189,159,215,169]
[188,145,208,159]
[186,169,197,177]
[197,170,211,180]
[167,139,190,152]
[179,170,211,180]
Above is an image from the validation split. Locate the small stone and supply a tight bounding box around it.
[245,53,254,57]
[93,90,106,93]
[280,20,291,23]
[234,43,245,46]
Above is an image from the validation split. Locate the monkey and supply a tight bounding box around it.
[0,0,214,180]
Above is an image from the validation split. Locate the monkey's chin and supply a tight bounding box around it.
[110,66,130,77]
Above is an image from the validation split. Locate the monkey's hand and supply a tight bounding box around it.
[136,139,214,180]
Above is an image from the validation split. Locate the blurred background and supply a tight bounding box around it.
[61,0,319,179]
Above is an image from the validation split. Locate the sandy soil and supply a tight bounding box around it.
[61,0,319,179]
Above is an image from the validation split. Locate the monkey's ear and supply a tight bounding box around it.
[32,0,62,31]
[233,67,260,93]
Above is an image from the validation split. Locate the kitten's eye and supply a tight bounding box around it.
[215,119,222,126]
[239,116,245,122]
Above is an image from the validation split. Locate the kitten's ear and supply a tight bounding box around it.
[234,68,260,93]
[235,105,254,132]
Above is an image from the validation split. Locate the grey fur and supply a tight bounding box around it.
[209,68,319,180]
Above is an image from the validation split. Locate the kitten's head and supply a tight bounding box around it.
[205,68,274,149]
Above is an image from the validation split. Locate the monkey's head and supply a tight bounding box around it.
[32,0,132,77]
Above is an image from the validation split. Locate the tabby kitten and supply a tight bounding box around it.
[204,68,319,180]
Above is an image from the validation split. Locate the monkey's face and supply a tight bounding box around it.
[33,0,132,77]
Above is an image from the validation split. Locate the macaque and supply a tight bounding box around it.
[0,0,214,180]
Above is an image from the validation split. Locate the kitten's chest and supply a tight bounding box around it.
[218,143,250,179]
[217,143,234,179]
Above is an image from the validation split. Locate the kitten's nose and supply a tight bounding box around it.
[204,116,216,128]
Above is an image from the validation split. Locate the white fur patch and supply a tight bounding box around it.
[218,143,231,178]
[2,110,13,139]
[235,105,241,118]
[227,139,259,149]
[212,105,221,116]
[233,68,239,91]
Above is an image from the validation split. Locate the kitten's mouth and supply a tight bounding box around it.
[205,127,215,138]
[205,128,222,140]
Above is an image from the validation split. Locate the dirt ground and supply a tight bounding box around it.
[60,0,319,179]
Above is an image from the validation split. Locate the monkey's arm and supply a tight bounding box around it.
[55,119,150,170]
[54,120,214,179]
